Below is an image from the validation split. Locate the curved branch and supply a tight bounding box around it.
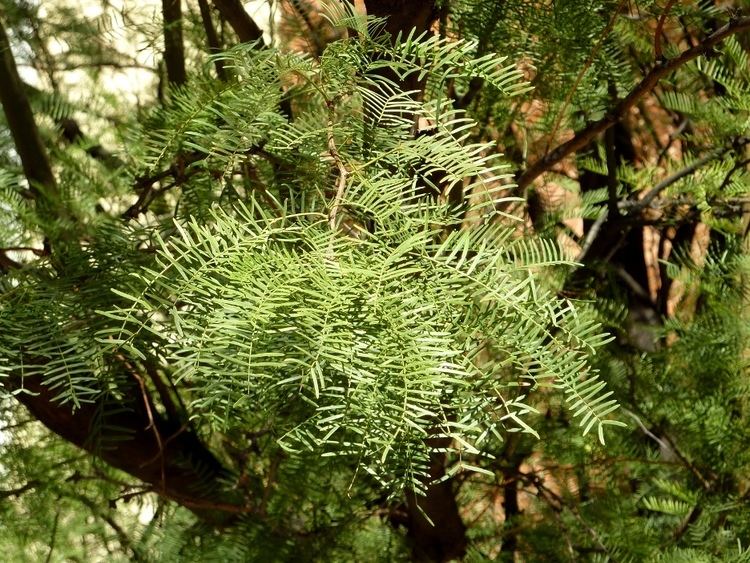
[7,372,248,522]
[212,0,263,44]
[0,17,57,200]
[517,15,750,191]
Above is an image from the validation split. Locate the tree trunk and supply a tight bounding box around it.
[162,0,187,85]
[405,448,467,562]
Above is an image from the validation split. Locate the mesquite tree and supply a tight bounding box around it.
[1,1,750,561]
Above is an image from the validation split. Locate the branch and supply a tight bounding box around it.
[718,157,750,192]
[576,207,608,262]
[576,138,747,261]
[124,145,281,219]
[69,494,145,562]
[517,14,750,191]
[212,0,263,44]
[6,371,247,522]
[545,0,628,151]
[624,138,747,212]
[522,471,610,555]
[123,151,206,219]
[162,0,187,86]
[654,0,678,59]
[326,101,349,230]
[0,480,39,499]
[289,0,325,57]
[0,17,57,201]
[197,0,227,80]
[604,115,620,218]
[58,117,124,169]
[20,60,155,72]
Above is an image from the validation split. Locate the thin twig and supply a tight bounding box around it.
[44,509,60,563]
[654,0,678,59]
[72,494,145,561]
[522,471,611,557]
[656,117,689,166]
[627,140,746,211]
[0,480,39,499]
[131,371,166,492]
[604,105,621,218]
[326,100,349,230]
[623,408,712,490]
[545,0,628,152]
[718,157,750,192]
[576,207,608,262]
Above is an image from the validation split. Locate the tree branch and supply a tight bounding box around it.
[69,494,145,561]
[162,0,187,86]
[212,0,263,44]
[0,480,39,499]
[58,117,124,169]
[517,15,750,191]
[0,17,57,201]
[654,0,678,59]
[198,0,227,80]
[5,371,249,522]
[326,100,349,230]
[545,0,628,152]
[624,138,747,212]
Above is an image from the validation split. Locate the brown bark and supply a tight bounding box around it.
[404,448,467,562]
[162,0,187,86]
[8,373,247,521]
[364,0,438,39]
[212,0,264,44]
[0,16,57,199]
[198,0,227,80]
